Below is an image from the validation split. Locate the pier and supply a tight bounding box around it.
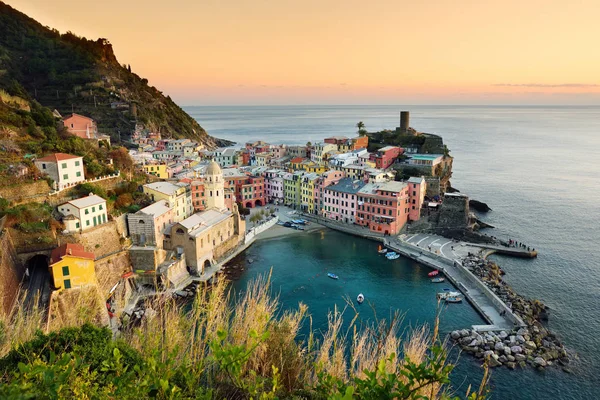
[299,213,526,331]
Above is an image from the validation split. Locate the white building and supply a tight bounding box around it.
[214,148,237,167]
[58,194,107,232]
[143,181,193,223]
[35,153,85,191]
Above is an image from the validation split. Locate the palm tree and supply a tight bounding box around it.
[356,121,365,132]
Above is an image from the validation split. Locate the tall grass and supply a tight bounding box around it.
[0,272,483,398]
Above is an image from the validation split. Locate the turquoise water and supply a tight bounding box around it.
[187,105,600,399]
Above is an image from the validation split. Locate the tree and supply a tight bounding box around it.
[115,193,134,209]
[109,147,133,173]
[306,141,312,147]
[356,121,365,132]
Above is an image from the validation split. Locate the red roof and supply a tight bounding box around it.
[37,153,81,163]
[50,243,95,265]
[290,157,304,163]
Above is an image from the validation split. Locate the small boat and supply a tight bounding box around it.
[327,273,339,280]
[431,277,445,283]
[428,270,439,277]
[445,296,463,303]
[385,251,397,258]
[386,253,400,260]
[437,291,461,300]
[357,293,364,304]
[378,248,388,254]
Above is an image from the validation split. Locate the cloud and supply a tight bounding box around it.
[493,83,599,88]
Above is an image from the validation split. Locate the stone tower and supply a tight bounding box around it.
[205,160,225,210]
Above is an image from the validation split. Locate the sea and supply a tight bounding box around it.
[184,105,600,399]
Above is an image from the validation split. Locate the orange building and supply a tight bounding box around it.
[63,113,97,139]
[356,181,410,235]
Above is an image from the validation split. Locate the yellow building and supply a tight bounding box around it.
[143,163,169,179]
[49,243,96,290]
[283,171,303,208]
[143,181,193,222]
[300,173,319,214]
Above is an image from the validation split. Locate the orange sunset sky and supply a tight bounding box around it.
[11,0,600,105]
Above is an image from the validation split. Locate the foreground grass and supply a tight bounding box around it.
[0,274,488,399]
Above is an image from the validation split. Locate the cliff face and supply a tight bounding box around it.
[0,1,231,148]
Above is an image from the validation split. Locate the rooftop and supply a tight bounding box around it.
[378,146,400,153]
[144,181,183,196]
[409,154,444,161]
[50,243,94,265]
[326,177,366,194]
[359,180,407,195]
[138,200,172,217]
[37,153,81,163]
[179,209,232,237]
[64,194,105,209]
[408,176,425,184]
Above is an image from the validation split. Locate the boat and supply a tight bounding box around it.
[445,296,463,303]
[431,277,445,283]
[378,248,388,254]
[327,273,339,280]
[386,253,400,260]
[385,251,397,258]
[437,291,461,300]
[428,270,439,277]
[357,293,364,304]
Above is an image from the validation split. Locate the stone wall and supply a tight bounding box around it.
[437,194,469,230]
[59,220,124,259]
[0,180,51,203]
[95,251,132,296]
[0,222,23,314]
[424,177,441,197]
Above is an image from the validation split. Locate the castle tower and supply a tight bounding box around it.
[205,160,225,210]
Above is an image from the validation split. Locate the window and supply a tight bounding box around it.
[102,214,106,223]
[64,279,71,289]
[99,204,103,210]
[85,209,89,215]
[92,207,95,212]
[62,163,67,169]
[76,222,80,228]
[86,220,90,226]
[62,266,70,276]
[42,164,46,170]
[76,171,81,177]
[63,174,68,180]
[75,161,80,166]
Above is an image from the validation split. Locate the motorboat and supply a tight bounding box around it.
[357,293,364,304]
[437,291,461,300]
[327,273,339,280]
[445,296,463,303]
[431,277,445,283]
[385,251,397,258]
[428,270,439,277]
[386,253,400,260]
[378,248,388,254]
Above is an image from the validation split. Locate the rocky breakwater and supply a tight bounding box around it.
[450,255,570,371]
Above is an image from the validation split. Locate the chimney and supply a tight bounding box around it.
[67,247,72,255]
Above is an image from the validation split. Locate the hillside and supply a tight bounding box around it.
[0,1,231,148]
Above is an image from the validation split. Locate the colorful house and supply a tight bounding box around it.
[407,176,427,221]
[370,146,403,169]
[58,194,108,232]
[356,181,410,235]
[300,173,319,214]
[49,243,96,291]
[63,113,97,139]
[143,181,193,222]
[34,153,85,191]
[323,178,366,223]
[143,163,169,179]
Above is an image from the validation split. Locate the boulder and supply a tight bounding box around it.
[460,329,470,337]
[517,327,528,336]
[515,354,527,362]
[469,199,492,212]
[468,339,479,347]
[494,342,505,351]
[498,331,508,339]
[509,335,517,344]
[510,346,523,354]
[498,355,508,363]
[533,357,547,368]
[503,346,512,356]
[506,362,517,370]
[488,357,502,368]
[507,355,515,362]
[451,330,461,340]
[524,341,537,350]
[461,337,474,346]
[483,350,495,359]
[516,335,525,343]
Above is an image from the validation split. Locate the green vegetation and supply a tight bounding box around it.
[0,2,227,146]
[0,275,489,399]
[0,201,53,233]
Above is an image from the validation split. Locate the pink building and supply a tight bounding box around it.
[270,144,287,159]
[265,170,284,204]
[407,177,426,221]
[356,181,411,235]
[323,178,366,223]
[63,113,97,139]
[369,146,403,169]
[315,170,345,213]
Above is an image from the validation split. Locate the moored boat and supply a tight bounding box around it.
[357,293,364,304]
[431,277,445,283]
[327,273,339,280]
[437,291,461,300]
[378,248,388,254]
[445,296,463,303]
[386,253,400,260]
[428,270,439,277]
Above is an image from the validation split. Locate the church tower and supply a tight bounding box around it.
[205,160,225,210]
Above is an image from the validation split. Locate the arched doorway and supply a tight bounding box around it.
[203,259,212,274]
[24,254,51,310]
[245,201,253,209]
[255,199,263,207]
